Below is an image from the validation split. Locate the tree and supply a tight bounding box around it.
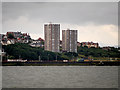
[7,34,14,39]
[2,43,120,61]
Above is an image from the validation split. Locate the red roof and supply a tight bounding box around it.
[23,33,27,36]
[38,37,44,41]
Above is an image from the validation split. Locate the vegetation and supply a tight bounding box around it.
[2,43,78,61]
[2,43,120,61]
[77,46,120,58]
[7,33,14,39]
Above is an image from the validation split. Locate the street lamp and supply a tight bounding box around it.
[19,55,21,60]
[72,53,74,61]
[56,54,57,62]
[48,54,49,62]
[39,55,41,62]
[6,53,8,61]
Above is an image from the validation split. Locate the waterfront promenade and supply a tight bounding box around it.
[2,60,119,66]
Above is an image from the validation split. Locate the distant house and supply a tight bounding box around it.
[6,32,31,43]
[30,37,44,48]
[102,46,112,51]
[7,31,22,39]
[1,34,7,45]
[0,34,4,41]
[77,42,81,47]
[38,37,44,41]
[7,39,15,44]
[78,42,99,48]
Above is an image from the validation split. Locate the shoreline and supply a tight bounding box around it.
[2,61,119,66]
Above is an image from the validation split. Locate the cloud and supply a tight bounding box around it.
[61,23,118,47]
[3,16,118,47]
[2,2,118,25]
[2,2,118,47]
[3,16,44,39]
[29,33,41,40]
[79,24,118,47]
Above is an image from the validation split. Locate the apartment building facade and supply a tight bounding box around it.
[62,29,77,53]
[44,23,60,52]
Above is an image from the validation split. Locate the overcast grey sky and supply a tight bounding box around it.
[2,2,118,47]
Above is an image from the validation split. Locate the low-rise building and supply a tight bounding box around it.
[30,37,44,48]
[7,31,22,39]
[77,42,81,47]
[102,46,112,51]
[78,42,99,48]
[1,31,32,45]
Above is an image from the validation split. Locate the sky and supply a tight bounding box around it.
[2,2,118,47]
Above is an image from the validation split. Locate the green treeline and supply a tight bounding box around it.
[2,43,78,61]
[2,43,120,61]
[77,46,120,58]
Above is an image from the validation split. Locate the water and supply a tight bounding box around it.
[2,66,118,88]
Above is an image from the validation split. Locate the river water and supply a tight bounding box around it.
[2,66,118,88]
